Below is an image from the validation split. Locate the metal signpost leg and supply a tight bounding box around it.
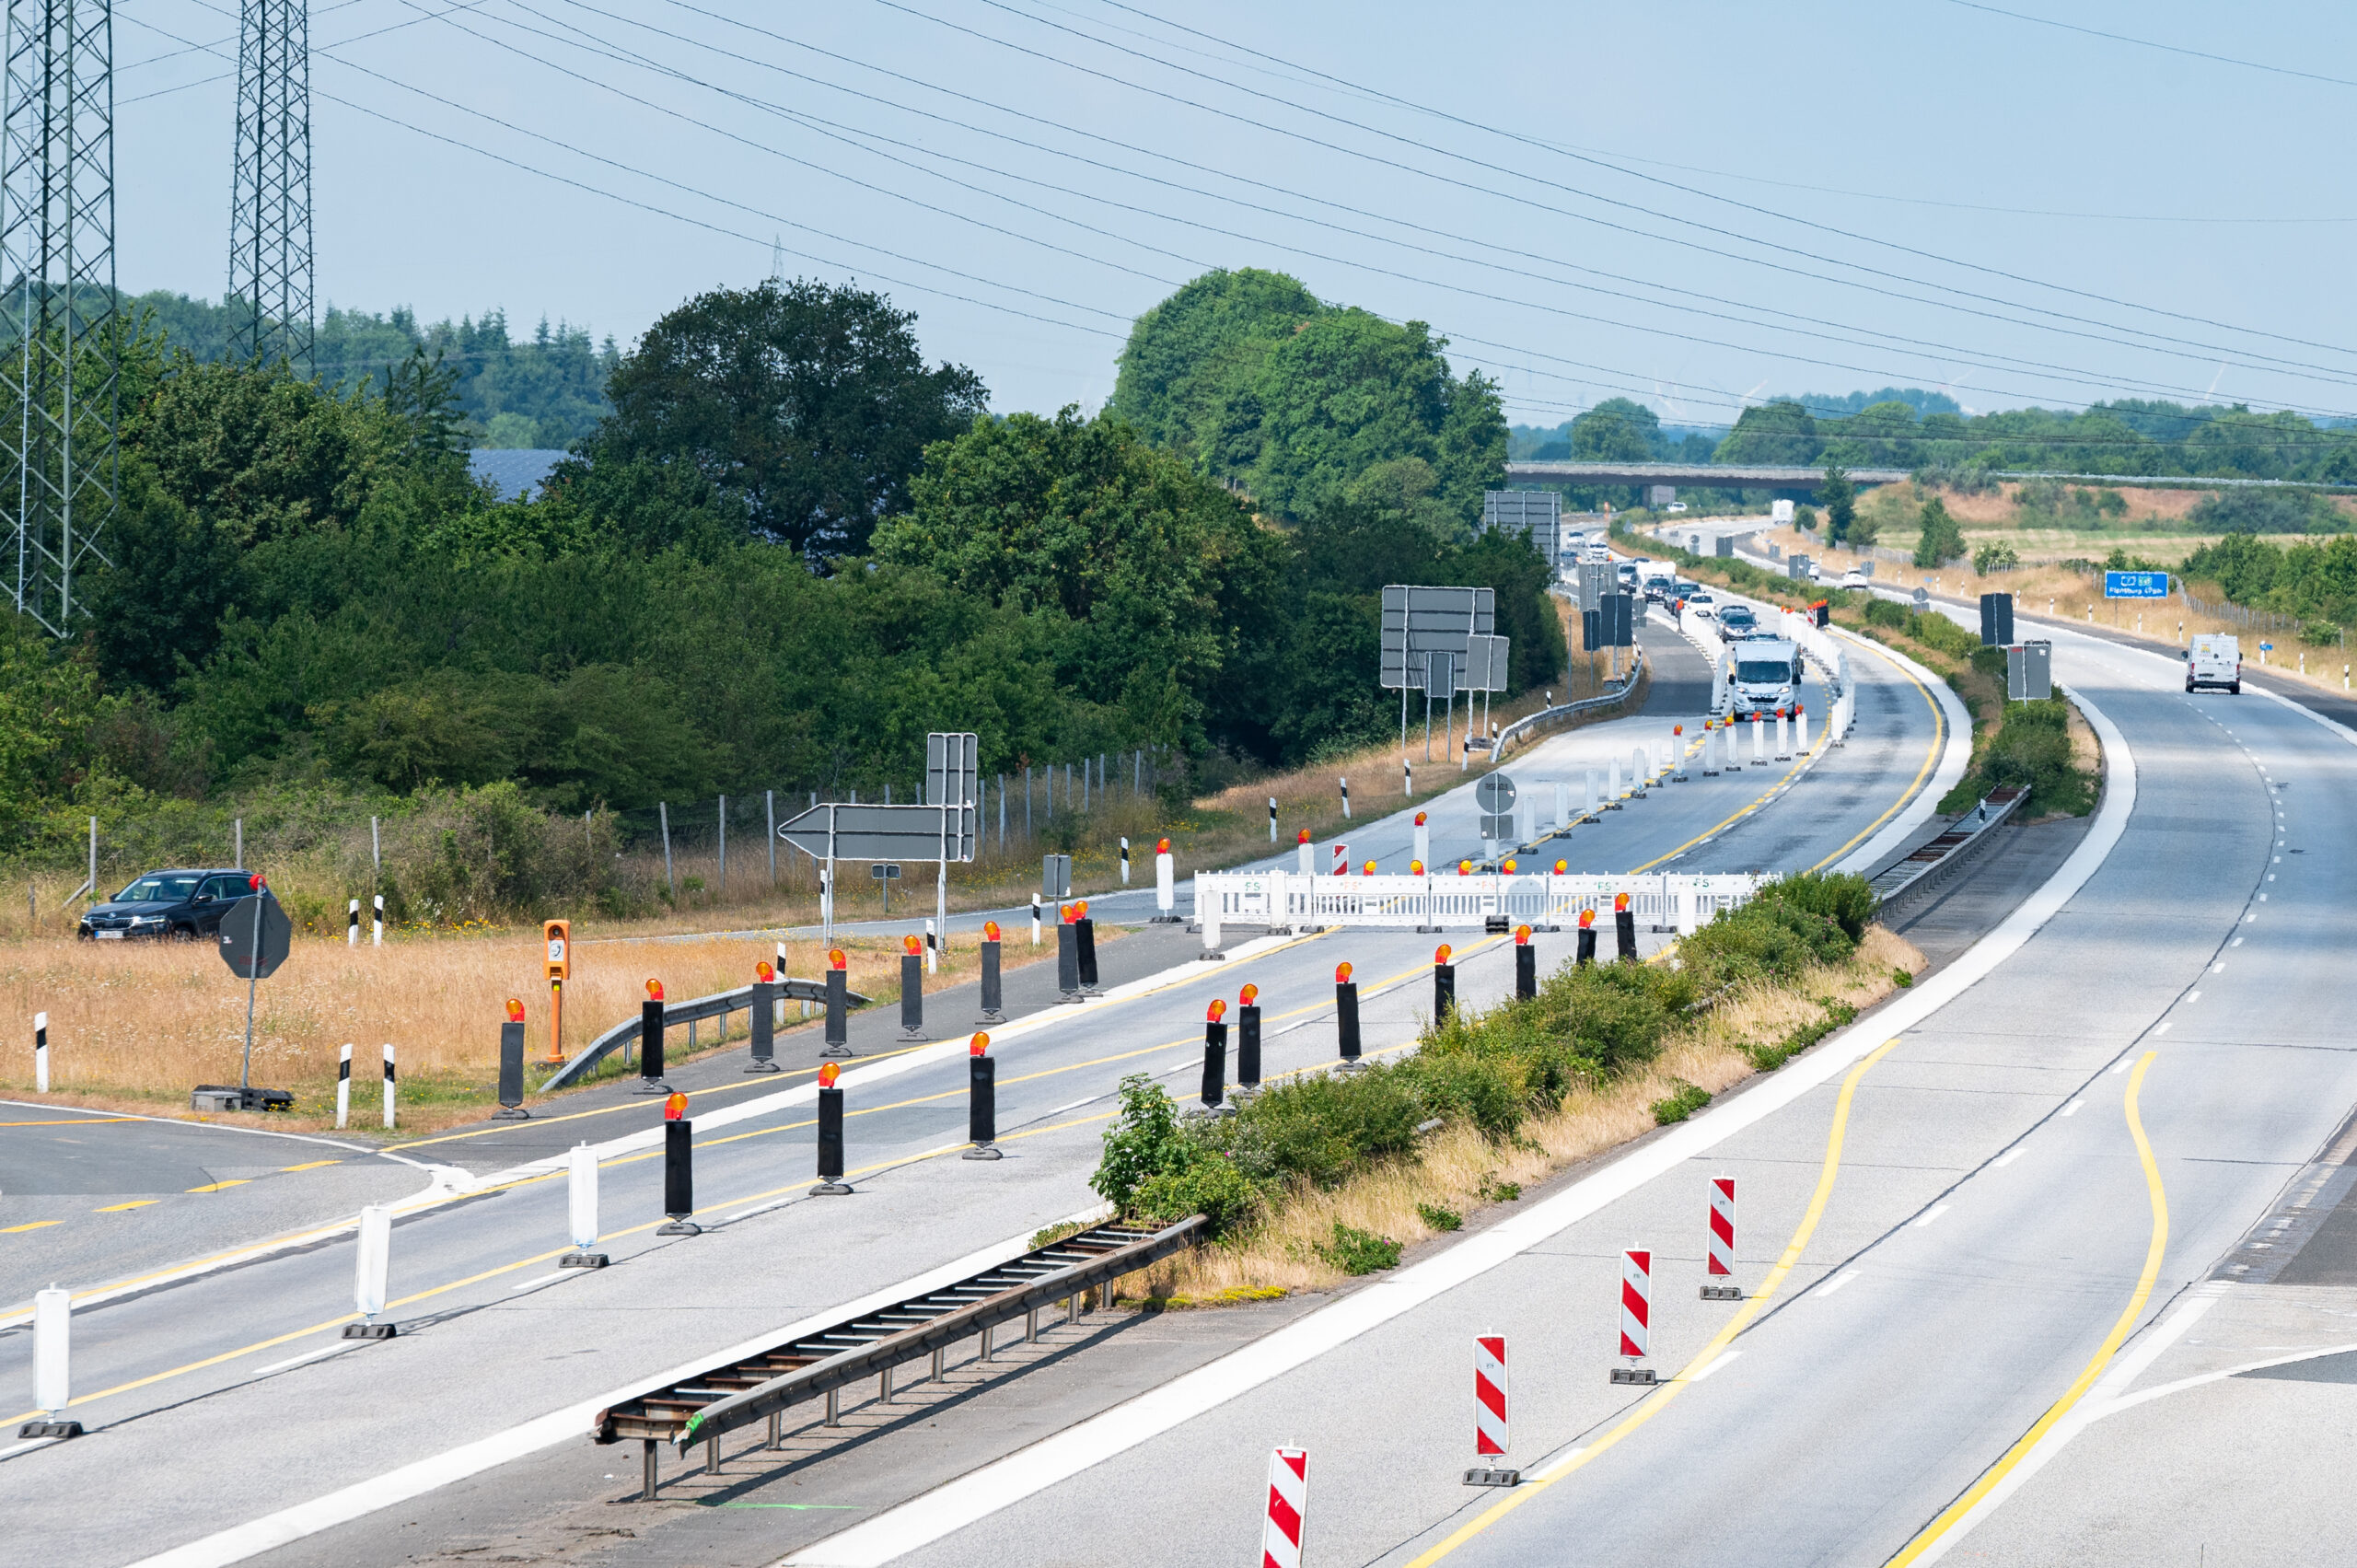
[241,894,262,1094]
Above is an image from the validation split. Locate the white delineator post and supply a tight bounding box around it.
[568,1143,599,1253]
[346,899,358,947]
[1119,837,1130,887]
[34,1285,69,1424]
[1608,756,1621,803]
[1584,768,1598,818]
[1155,848,1175,922]
[1620,1249,1652,1361]
[1339,776,1351,819]
[335,1042,352,1130]
[1268,796,1278,842]
[371,894,384,947]
[1776,708,1793,761]
[1261,1447,1308,1568]
[1703,1178,1741,1300]
[1032,892,1043,946]
[381,1043,398,1130]
[34,1011,48,1094]
[1474,1334,1508,1457]
[354,1204,391,1327]
[1750,712,1766,764]
[1797,705,1812,754]
[1630,746,1647,795]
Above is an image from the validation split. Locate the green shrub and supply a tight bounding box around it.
[1969,645,2006,680]
[1239,1067,1425,1187]
[1864,597,1908,629]
[1091,1074,1191,1212]
[1652,1080,1711,1124]
[1972,541,2019,575]
[1417,1202,1464,1231]
[1315,1221,1402,1274]
[1131,1156,1262,1236]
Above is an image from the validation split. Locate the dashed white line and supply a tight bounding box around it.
[2186,991,2202,1004]
[2232,936,2245,947]
[1686,1350,1742,1383]
[1914,1204,1952,1228]
[1993,1147,2027,1167]
[2062,1098,2086,1117]
[252,1342,362,1377]
[2153,1021,2173,1036]
[505,1272,568,1294]
[2212,961,2226,973]
[1814,1270,1860,1298]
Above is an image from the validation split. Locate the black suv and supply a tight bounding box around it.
[77,868,254,942]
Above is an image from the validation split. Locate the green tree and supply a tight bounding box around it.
[1818,461,1857,544]
[1570,398,1662,462]
[590,278,988,559]
[1109,267,1323,459]
[1914,497,1967,567]
[1713,400,1819,465]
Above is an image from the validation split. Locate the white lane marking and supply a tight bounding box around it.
[0,1436,62,1461]
[726,1198,794,1223]
[2268,874,2276,882]
[2112,1059,2133,1074]
[2212,961,2226,972]
[252,1342,363,1377]
[1913,1204,1952,1228]
[1685,1350,1741,1383]
[505,1272,567,1295]
[1813,1270,1861,1298]
[2185,991,2202,1004]
[2061,1098,2086,1117]
[1043,1097,1097,1118]
[2232,936,2245,947]
[2152,1021,2173,1036]
[1530,1445,1591,1481]
[2261,893,2269,900]
[2098,1333,2357,1422]
[2246,912,2258,922]
[1992,1147,2027,1167]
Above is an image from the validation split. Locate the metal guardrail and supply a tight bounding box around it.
[1869,786,2027,910]
[1495,644,1647,759]
[539,979,870,1093]
[592,1216,1205,1493]
[1198,870,1764,935]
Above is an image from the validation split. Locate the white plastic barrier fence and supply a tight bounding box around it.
[1194,871,1766,932]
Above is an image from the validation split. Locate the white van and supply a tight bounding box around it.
[1722,637,1805,719]
[2187,633,2241,694]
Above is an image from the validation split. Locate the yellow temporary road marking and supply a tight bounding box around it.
[2,1220,62,1234]
[1886,1051,2166,1567]
[1809,636,1946,873]
[96,1201,159,1213]
[279,1160,342,1172]
[0,1116,140,1128]
[1407,1033,1906,1567]
[185,1179,251,1194]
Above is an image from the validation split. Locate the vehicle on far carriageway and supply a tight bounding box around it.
[77,868,252,942]
[2188,632,2242,695]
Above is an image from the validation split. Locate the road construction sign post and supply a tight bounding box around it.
[202,880,293,1112]
[779,734,978,947]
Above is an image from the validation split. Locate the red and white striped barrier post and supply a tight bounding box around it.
[1330,842,1349,877]
[1465,1334,1519,1485]
[1261,1446,1308,1568]
[1702,1178,1742,1300]
[1611,1249,1657,1384]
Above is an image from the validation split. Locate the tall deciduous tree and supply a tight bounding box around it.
[1817,461,1857,544]
[591,279,987,560]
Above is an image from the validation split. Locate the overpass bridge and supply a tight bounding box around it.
[1504,460,1907,488]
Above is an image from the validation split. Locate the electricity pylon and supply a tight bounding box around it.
[227,0,310,370]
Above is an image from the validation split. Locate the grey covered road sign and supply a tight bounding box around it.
[217,893,292,981]
[776,803,976,864]
[1477,773,1517,842]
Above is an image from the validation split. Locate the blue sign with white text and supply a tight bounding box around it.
[2104,571,2169,599]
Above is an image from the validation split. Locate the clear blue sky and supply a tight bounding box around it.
[116,0,2357,426]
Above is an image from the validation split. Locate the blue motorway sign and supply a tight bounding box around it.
[2103,570,2169,599]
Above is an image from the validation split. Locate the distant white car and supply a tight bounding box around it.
[1666,501,1689,513]
[1839,569,1870,589]
[1683,590,1717,617]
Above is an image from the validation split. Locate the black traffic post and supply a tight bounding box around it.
[638,983,672,1094]
[1075,910,1100,993]
[1614,895,1639,961]
[495,1003,529,1120]
[812,1065,852,1194]
[900,939,925,1039]
[1514,927,1537,1001]
[964,1035,1001,1159]
[657,1094,699,1235]
[1434,945,1457,1023]
[980,923,1004,1022]
[823,952,851,1057]
[1055,912,1082,1002]
[1335,963,1363,1068]
[1237,987,1262,1091]
[1199,1003,1228,1110]
[747,969,778,1074]
[1576,912,1598,966]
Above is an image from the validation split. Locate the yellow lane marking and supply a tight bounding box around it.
[96,1201,159,1213]
[184,1179,250,1194]
[279,1160,342,1172]
[1407,1033,1906,1567]
[0,1116,141,1128]
[1808,635,1947,873]
[1887,1051,2166,1566]
[2,1220,62,1234]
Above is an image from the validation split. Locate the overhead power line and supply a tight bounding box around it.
[1935,0,2357,92]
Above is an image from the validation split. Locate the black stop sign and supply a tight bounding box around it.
[217,894,293,981]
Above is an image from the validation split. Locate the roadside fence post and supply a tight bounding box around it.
[371,894,384,947]
[1268,796,1278,842]
[657,1093,699,1236]
[964,1034,1000,1159]
[811,1063,852,1194]
[658,802,674,899]
[1340,776,1351,819]
[562,1143,608,1267]
[346,899,358,946]
[1031,892,1043,946]
[1120,836,1131,886]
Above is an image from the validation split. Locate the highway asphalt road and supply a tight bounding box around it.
[793,598,2357,1568]
[0,578,1957,1566]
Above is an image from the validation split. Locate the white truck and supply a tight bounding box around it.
[1719,636,1806,720]
[2187,633,2241,694]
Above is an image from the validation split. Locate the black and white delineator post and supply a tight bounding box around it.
[495,1000,529,1120]
[561,1143,609,1268]
[980,921,1004,1022]
[371,893,384,946]
[335,1042,351,1129]
[657,1093,699,1236]
[824,950,851,1056]
[1514,925,1537,1000]
[812,1063,852,1195]
[33,1011,48,1094]
[1268,796,1278,842]
[1237,984,1262,1092]
[21,1287,78,1440]
[1120,836,1131,886]
[747,963,779,1073]
[1434,945,1457,1023]
[900,936,925,1039]
[964,1034,1000,1160]
[1198,999,1229,1112]
[343,1204,396,1340]
[1340,776,1352,819]
[381,1043,397,1130]
[1031,891,1043,944]
[637,981,672,1094]
[347,899,358,946]
[1153,838,1178,923]
[1335,962,1364,1069]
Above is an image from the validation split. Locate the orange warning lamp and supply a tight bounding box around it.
[1615,892,1630,912]
[1076,900,1089,920]
[1298,828,1311,844]
[1411,860,1426,876]
[1503,858,1518,874]
[829,948,847,971]
[1674,724,1683,736]
[756,959,775,983]
[542,919,570,980]
[903,934,923,956]
[505,997,525,1023]
[983,920,1002,942]
[1155,838,1171,854]
[970,1032,991,1057]
[1434,944,1454,965]
[1554,859,1568,875]
[1335,962,1353,984]
[1363,860,1376,876]
[819,1062,841,1088]
[645,979,665,1002]
[1414,812,1427,827]
[1207,998,1227,1023]
[1515,924,1532,945]
[662,1091,687,1121]
[1458,860,1472,876]
[1239,983,1260,1006]
[1579,909,1595,929]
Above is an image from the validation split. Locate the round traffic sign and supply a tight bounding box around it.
[217,894,293,981]
[1475,772,1518,813]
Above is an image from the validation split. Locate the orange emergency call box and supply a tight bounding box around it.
[544,920,571,980]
